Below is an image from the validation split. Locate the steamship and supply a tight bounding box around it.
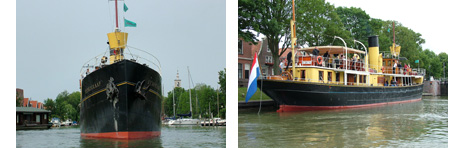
[258,0,424,112]
[79,1,162,139]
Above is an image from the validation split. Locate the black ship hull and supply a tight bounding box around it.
[258,79,423,112]
[80,60,162,139]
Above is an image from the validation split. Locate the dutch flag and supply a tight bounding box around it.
[245,53,260,103]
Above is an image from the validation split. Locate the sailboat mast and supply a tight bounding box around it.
[173,87,175,118]
[188,67,192,117]
[115,0,119,28]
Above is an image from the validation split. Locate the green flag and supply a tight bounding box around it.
[415,60,419,63]
[124,18,136,27]
[124,3,128,12]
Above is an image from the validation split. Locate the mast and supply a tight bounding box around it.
[107,0,127,64]
[393,22,395,45]
[115,0,119,28]
[173,87,175,118]
[188,66,193,117]
[290,0,297,79]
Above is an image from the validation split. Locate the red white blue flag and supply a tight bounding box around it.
[245,53,260,102]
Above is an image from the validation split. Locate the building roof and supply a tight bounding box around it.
[16,107,51,113]
[30,100,38,108]
[299,46,366,55]
[23,98,29,107]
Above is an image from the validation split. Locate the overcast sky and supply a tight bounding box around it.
[16,0,226,103]
[326,0,457,55]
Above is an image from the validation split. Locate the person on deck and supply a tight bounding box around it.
[323,51,329,67]
[404,64,408,75]
[285,52,292,71]
[279,59,285,73]
[393,61,397,74]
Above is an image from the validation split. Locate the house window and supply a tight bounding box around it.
[267,47,271,53]
[45,114,47,120]
[238,63,242,79]
[265,56,273,63]
[245,64,250,79]
[36,114,40,123]
[238,40,243,54]
[319,71,323,82]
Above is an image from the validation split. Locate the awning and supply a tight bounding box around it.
[299,46,366,55]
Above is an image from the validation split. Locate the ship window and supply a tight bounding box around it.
[336,72,340,82]
[245,64,250,79]
[328,72,332,82]
[319,71,323,82]
[45,114,47,120]
[301,70,305,80]
[36,114,40,123]
[17,115,19,123]
[238,63,242,79]
[238,40,243,54]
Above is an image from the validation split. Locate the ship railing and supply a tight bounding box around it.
[80,46,162,79]
[380,51,400,59]
[295,55,367,72]
[367,63,425,76]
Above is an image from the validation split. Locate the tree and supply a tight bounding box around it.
[296,0,351,47]
[218,69,226,95]
[438,52,448,78]
[217,69,226,118]
[239,0,292,75]
[16,91,23,107]
[44,98,55,115]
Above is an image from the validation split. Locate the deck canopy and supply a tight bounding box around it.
[299,46,366,55]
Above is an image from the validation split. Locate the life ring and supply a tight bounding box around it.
[281,71,293,80]
[317,56,323,65]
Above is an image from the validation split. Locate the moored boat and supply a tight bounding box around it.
[258,1,424,112]
[79,1,162,139]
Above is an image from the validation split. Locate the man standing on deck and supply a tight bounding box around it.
[285,52,292,71]
[393,61,397,74]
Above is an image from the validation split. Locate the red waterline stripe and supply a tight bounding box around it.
[277,98,422,112]
[81,131,161,139]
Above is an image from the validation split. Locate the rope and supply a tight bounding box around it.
[258,78,263,115]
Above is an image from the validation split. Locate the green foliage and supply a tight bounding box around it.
[16,91,23,107]
[296,0,351,47]
[238,1,448,79]
[239,0,292,75]
[47,90,81,122]
[218,69,226,95]
[163,82,225,119]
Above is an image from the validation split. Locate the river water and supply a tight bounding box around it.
[239,96,448,147]
[16,125,225,148]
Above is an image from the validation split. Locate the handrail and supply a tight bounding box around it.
[80,46,162,79]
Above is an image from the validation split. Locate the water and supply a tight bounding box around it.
[239,96,448,148]
[16,125,225,148]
